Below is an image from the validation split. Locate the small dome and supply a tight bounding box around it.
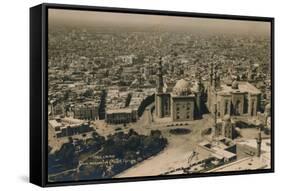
[173,79,191,96]
[265,103,271,113]
[223,114,231,121]
[232,80,239,89]
[257,81,266,89]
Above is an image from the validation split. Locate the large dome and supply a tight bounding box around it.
[232,80,239,89]
[265,103,271,115]
[265,103,271,110]
[173,79,192,96]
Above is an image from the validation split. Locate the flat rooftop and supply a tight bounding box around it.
[218,82,261,95]
[208,157,267,172]
[49,120,61,129]
[106,108,133,114]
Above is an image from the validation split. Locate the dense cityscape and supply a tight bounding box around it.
[47,15,272,182]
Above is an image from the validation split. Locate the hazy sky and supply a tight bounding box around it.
[49,9,270,36]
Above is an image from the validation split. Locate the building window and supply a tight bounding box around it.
[235,100,241,115]
[176,107,179,111]
[164,100,169,115]
[251,100,255,116]
[217,101,220,117]
[186,115,190,119]
[225,101,228,115]
[176,115,180,119]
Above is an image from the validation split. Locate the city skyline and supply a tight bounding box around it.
[49,9,270,36]
[47,8,272,183]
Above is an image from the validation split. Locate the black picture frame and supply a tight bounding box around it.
[30,3,275,187]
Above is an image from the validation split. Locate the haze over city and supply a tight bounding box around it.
[47,8,272,182]
[49,9,270,36]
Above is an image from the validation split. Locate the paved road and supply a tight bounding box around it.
[115,114,213,178]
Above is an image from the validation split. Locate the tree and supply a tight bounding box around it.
[137,94,155,117]
[48,145,52,154]
[127,135,141,150]
[151,130,162,139]
[83,89,94,97]
[128,129,138,136]
[63,90,70,101]
[62,64,69,71]
[68,136,73,143]
[55,142,78,168]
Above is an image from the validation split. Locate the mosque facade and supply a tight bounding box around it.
[155,58,204,121]
[207,62,262,119]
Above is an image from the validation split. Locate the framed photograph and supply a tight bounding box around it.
[30,3,274,187]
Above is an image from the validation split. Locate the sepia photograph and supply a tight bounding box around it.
[46,7,273,183]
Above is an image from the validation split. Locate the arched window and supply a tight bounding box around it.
[251,100,255,116]
[224,101,228,115]
[235,100,241,115]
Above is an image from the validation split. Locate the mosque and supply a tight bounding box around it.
[154,58,204,121]
[207,62,262,119]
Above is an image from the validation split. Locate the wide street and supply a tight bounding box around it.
[115,112,214,178]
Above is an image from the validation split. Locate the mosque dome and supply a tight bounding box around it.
[257,81,266,89]
[232,80,239,89]
[265,103,271,115]
[265,103,271,110]
[223,114,231,122]
[173,79,192,96]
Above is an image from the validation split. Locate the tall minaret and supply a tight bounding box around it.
[214,64,221,90]
[212,62,219,141]
[256,128,262,157]
[155,57,164,118]
[156,57,164,93]
[196,74,203,118]
[210,62,214,86]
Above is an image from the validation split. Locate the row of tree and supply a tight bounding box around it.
[48,129,168,182]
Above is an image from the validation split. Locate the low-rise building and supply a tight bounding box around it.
[73,102,99,120]
[199,138,237,163]
[105,108,137,124]
[207,67,261,119]
[49,118,93,138]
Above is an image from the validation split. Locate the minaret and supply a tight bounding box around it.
[50,100,55,119]
[256,128,262,157]
[156,57,164,93]
[198,73,203,92]
[196,74,203,118]
[210,62,214,86]
[247,66,253,82]
[214,63,221,90]
[195,58,200,79]
[207,61,214,115]
[212,62,219,140]
[155,57,164,118]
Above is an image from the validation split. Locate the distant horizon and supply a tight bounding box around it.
[48,9,270,36]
